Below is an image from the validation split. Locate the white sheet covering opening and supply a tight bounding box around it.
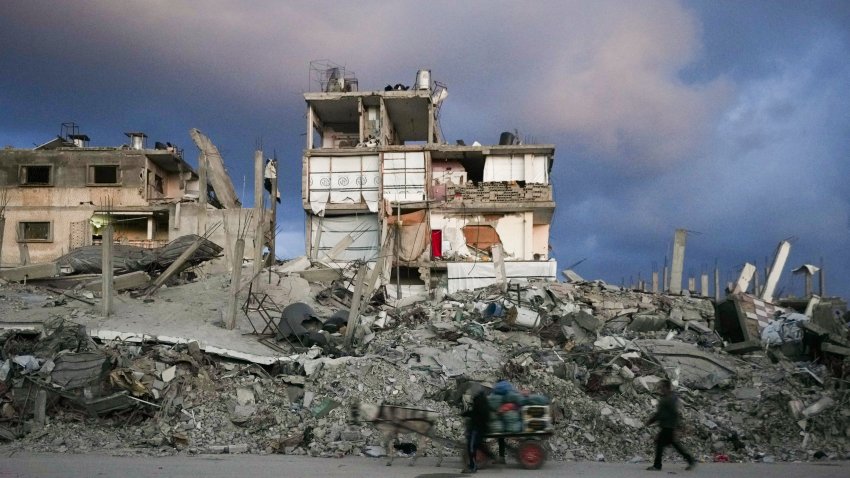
[446,260,557,293]
[309,155,380,213]
[383,151,426,202]
[311,214,380,263]
[483,154,548,184]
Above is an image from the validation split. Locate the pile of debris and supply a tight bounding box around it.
[1,270,848,464]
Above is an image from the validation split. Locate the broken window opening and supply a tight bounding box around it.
[17,221,52,242]
[462,225,501,253]
[90,165,120,185]
[20,165,52,185]
[154,174,164,194]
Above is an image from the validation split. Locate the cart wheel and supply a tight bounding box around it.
[517,440,546,470]
[474,448,491,470]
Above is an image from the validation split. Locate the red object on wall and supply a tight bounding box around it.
[431,230,442,258]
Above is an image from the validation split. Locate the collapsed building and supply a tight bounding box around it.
[301,65,557,298]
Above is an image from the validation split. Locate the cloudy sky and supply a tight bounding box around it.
[2,0,849,298]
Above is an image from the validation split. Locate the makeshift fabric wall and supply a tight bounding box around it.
[387,210,428,262]
[382,152,425,202]
[446,261,557,293]
[483,154,548,183]
[310,214,379,262]
[308,155,380,214]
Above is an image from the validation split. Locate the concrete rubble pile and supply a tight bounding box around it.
[0,272,848,464]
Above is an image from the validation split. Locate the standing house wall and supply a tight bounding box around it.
[532,224,550,259]
[0,207,94,265]
[0,150,152,265]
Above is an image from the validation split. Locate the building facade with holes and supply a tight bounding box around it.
[0,129,202,266]
[301,68,557,295]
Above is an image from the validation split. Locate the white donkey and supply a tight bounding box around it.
[351,401,446,467]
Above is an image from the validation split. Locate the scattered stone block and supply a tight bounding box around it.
[161,366,177,383]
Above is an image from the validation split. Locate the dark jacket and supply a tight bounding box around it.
[648,393,680,429]
[463,392,490,433]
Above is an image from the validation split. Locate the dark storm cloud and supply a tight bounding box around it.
[1,0,848,296]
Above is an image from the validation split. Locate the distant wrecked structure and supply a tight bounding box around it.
[0,122,272,278]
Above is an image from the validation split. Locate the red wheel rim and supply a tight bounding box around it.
[475,449,491,469]
[520,443,543,468]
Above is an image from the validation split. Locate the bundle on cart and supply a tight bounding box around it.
[487,380,551,433]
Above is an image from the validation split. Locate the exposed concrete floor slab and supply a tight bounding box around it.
[0,273,326,364]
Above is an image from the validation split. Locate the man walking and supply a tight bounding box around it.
[461,384,490,473]
[645,379,696,471]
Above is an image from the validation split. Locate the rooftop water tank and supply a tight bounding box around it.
[415,69,431,90]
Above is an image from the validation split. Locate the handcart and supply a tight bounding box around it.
[478,430,553,470]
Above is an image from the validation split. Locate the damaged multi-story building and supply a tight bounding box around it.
[301,66,557,295]
[0,123,267,271]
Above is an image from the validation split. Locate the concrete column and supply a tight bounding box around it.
[101,224,113,317]
[146,217,154,241]
[663,266,669,292]
[33,388,47,430]
[761,240,791,303]
[307,106,315,150]
[0,217,5,268]
[732,263,756,295]
[688,277,696,293]
[669,229,687,294]
[226,238,246,330]
[174,203,181,231]
[492,244,507,292]
[804,272,813,297]
[253,150,265,276]
[198,153,207,207]
[753,264,760,296]
[700,274,709,297]
[819,266,825,297]
[427,102,435,144]
[651,271,659,293]
[254,210,266,278]
[714,267,720,302]
[269,165,277,265]
[254,150,264,211]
